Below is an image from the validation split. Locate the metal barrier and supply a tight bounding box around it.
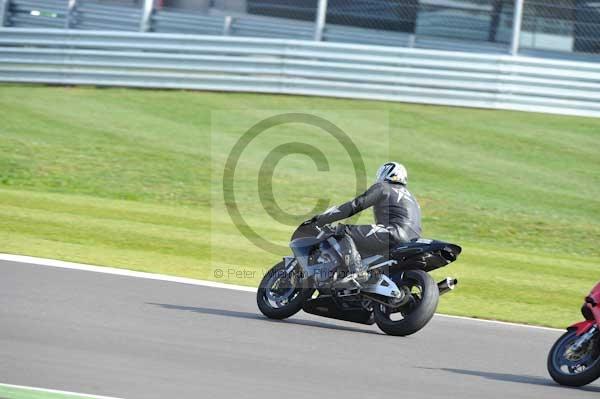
[151,7,225,36]
[2,0,600,61]
[0,28,599,118]
[72,1,141,32]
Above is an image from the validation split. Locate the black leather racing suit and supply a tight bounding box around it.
[314,181,422,271]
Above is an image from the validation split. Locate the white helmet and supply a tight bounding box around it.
[376,162,407,185]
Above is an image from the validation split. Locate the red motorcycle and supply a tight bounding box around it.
[547,281,600,386]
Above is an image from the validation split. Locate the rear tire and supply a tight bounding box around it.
[374,269,439,336]
[547,329,600,387]
[257,261,313,320]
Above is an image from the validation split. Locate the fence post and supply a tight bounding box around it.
[223,16,233,36]
[314,0,328,41]
[0,0,9,27]
[510,0,525,55]
[140,0,154,32]
[65,0,77,29]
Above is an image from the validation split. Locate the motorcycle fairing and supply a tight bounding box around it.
[302,294,375,325]
[570,320,596,336]
[587,282,600,307]
[289,235,338,281]
[390,240,462,272]
[568,284,600,336]
[290,224,462,273]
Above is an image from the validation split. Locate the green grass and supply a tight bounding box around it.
[1,84,599,328]
[0,383,113,399]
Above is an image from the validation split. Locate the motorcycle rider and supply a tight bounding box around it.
[304,162,422,281]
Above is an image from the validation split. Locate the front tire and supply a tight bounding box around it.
[547,329,600,387]
[257,261,313,320]
[374,269,439,336]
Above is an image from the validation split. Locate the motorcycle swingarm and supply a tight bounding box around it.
[361,274,403,299]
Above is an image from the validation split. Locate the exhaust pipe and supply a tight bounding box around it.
[438,277,458,295]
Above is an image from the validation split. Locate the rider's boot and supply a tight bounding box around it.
[338,234,369,283]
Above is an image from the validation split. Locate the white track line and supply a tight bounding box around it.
[0,253,256,293]
[0,382,123,399]
[0,253,562,332]
[433,313,561,332]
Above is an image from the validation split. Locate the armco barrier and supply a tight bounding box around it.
[0,28,599,118]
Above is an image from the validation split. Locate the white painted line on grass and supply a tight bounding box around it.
[0,253,564,332]
[0,382,123,399]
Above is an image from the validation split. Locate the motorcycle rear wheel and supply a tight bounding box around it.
[547,329,600,387]
[257,261,313,320]
[373,269,439,336]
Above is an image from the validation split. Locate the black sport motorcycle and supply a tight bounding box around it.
[257,223,462,336]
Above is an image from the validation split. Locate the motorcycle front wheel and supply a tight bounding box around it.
[257,261,313,320]
[373,269,439,336]
[547,329,600,387]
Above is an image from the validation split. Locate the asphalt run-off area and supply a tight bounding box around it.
[1,258,599,399]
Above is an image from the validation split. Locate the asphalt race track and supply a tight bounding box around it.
[1,260,599,399]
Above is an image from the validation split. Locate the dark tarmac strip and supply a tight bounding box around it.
[1,260,599,398]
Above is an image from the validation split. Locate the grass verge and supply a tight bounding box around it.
[1,84,599,328]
